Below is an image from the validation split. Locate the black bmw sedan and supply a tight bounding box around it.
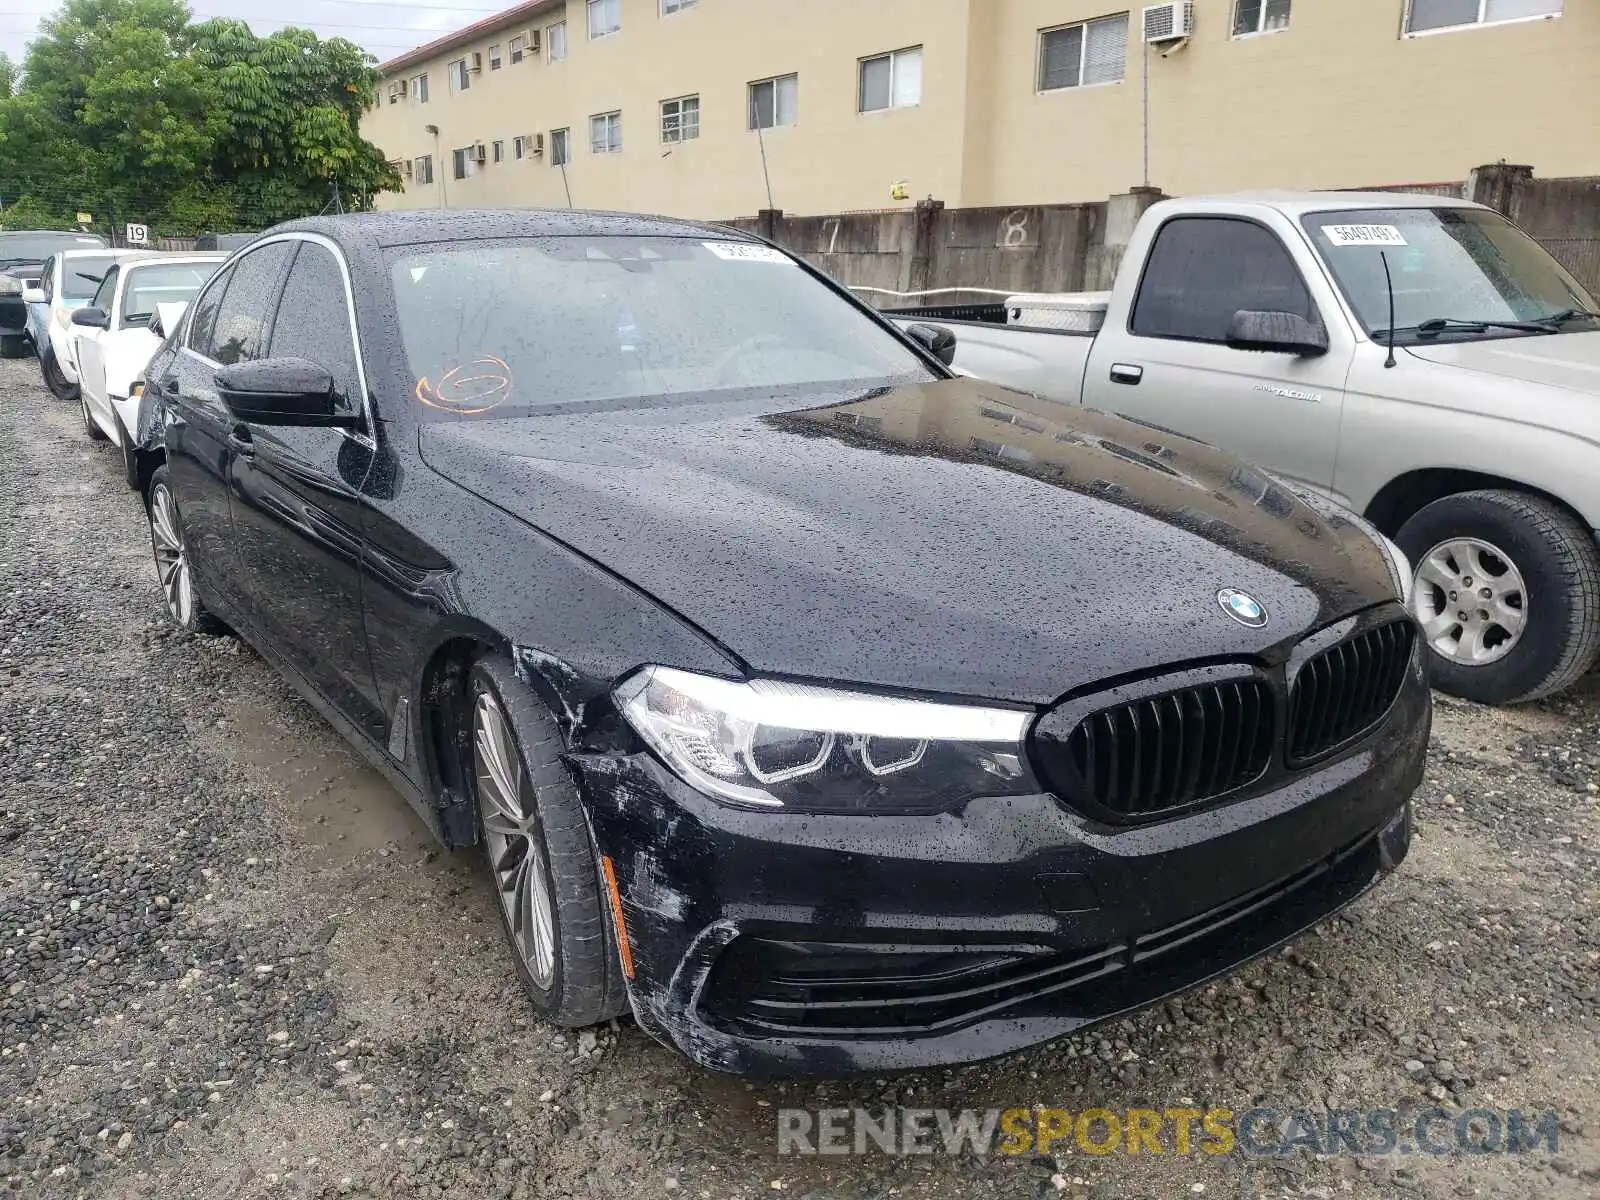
[135,210,1428,1077]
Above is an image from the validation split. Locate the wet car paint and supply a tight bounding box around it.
[139,209,1428,1076]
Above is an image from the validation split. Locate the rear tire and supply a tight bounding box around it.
[145,467,227,635]
[40,346,77,401]
[1396,489,1600,704]
[81,395,106,441]
[0,334,28,359]
[467,657,629,1027]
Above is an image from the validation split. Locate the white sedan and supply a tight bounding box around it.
[23,248,157,399]
[72,254,227,458]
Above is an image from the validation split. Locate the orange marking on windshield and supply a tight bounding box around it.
[415,355,513,415]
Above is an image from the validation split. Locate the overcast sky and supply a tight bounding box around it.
[0,0,496,66]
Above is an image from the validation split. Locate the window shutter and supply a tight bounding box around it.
[892,48,922,107]
[1082,16,1128,85]
[1039,25,1084,90]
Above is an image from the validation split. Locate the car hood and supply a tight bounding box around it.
[1405,329,1600,392]
[417,378,1397,703]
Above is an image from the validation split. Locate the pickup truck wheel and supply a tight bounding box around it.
[1397,490,1600,705]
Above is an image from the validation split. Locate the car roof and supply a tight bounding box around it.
[122,253,229,270]
[56,247,160,261]
[1173,190,1484,217]
[265,208,757,253]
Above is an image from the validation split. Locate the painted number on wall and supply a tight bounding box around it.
[997,210,1035,249]
[821,218,841,254]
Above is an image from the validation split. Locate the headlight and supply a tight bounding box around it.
[1378,534,1414,608]
[0,276,22,296]
[614,666,1039,813]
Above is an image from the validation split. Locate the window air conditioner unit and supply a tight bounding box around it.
[527,28,541,54]
[531,132,545,156]
[470,51,483,71]
[1142,1,1194,43]
[402,159,413,179]
[472,142,488,163]
[396,79,408,96]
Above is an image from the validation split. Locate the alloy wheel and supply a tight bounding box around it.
[473,691,557,990]
[148,483,195,627]
[1413,536,1527,666]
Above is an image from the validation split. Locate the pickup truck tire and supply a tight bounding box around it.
[1397,490,1600,705]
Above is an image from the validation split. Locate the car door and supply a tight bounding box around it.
[76,266,118,430]
[1082,214,1355,497]
[225,236,385,742]
[159,241,295,618]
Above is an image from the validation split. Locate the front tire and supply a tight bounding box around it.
[145,467,226,635]
[40,346,77,401]
[467,657,628,1027]
[1397,489,1600,704]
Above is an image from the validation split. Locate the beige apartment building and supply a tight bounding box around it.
[363,0,1599,219]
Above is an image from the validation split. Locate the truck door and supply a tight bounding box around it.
[1082,214,1355,500]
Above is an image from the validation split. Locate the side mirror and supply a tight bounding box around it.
[215,357,357,428]
[71,307,109,329]
[1225,310,1329,357]
[21,287,45,305]
[904,322,958,366]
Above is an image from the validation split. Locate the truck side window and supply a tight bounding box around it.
[1131,217,1316,344]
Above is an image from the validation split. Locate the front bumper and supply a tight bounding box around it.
[576,663,1429,1078]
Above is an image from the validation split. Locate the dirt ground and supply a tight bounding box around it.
[0,361,1595,1199]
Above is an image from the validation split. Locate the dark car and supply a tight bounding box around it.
[0,230,109,356]
[193,232,258,252]
[135,211,1428,1078]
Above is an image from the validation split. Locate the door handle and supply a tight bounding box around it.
[227,426,255,458]
[1109,363,1144,386]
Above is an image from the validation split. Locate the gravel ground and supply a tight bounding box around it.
[0,359,1596,1200]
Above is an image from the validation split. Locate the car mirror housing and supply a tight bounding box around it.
[1225,310,1329,357]
[70,307,109,329]
[21,287,45,305]
[215,357,360,428]
[904,322,958,366]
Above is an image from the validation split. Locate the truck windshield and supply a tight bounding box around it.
[387,236,934,418]
[1302,207,1597,341]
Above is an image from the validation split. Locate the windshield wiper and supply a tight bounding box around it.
[1533,308,1600,329]
[1412,316,1553,338]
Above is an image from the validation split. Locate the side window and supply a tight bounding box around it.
[1131,217,1316,344]
[269,243,363,417]
[90,266,117,313]
[39,257,55,300]
[186,265,233,356]
[205,242,293,365]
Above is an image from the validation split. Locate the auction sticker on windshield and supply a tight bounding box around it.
[1322,224,1408,247]
[703,242,792,264]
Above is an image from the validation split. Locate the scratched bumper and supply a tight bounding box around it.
[572,677,1427,1079]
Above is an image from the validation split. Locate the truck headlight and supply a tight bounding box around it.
[1378,534,1414,609]
[614,666,1038,813]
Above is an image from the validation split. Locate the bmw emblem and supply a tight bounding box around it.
[1218,588,1268,628]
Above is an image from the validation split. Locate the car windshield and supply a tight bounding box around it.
[386,236,934,419]
[1302,207,1598,341]
[122,262,221,324]
[0,232,107,266]
[61,254,122,300]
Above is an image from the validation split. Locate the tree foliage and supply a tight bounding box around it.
[0,0,399,235]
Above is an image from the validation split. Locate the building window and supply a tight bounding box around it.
[548,21,568,59]
[748,73,798,130]
[589,110,622,154]
[509,35,525,63]
[448,58,470,94]
[513,135,526,159]
[387,81,402,104]
[412,154,433,185]
[1233,0,1291,36]
[492,139,504,163]
[551,127,570,165]
[1038,14,1128,91]
[1405,0,1560,34]
[588,0,620,39]
[489,42,502,68]
[859,45,922,112]
[452,147,472,179]
[411,73,429,103]
[660,94,700,143]
[661,0,697,12]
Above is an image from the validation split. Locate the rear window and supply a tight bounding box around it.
[385,236,931,418]
[60,255,121,300]
[0,232,106,264]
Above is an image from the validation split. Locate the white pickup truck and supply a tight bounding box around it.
[889,191,1600,706]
